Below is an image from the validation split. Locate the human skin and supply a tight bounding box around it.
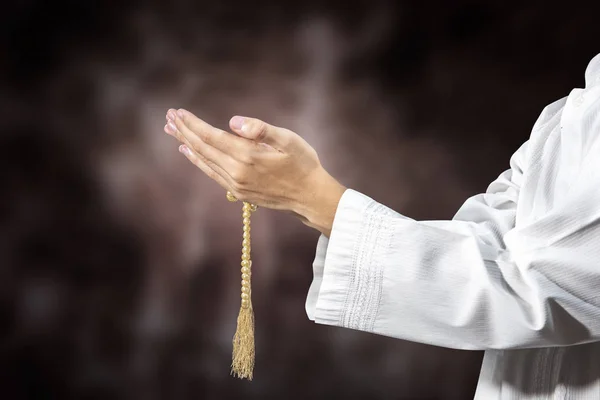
[164,108,347,238]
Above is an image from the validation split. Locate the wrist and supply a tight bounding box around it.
[293,167,347,237]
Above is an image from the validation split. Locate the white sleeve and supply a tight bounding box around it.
[305,130,600,350]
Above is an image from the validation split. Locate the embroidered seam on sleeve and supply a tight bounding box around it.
[345,203,389,331]
[366,206,393,332]
[340,201,376,328]
[338,201,371,328]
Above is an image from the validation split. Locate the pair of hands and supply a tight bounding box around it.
[163,109,346,237]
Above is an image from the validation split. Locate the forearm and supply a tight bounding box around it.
[292,167,347,238]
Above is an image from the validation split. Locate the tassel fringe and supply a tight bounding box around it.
[231,300,255,380]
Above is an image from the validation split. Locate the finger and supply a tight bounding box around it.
[178,145,233,192]
[229,116,292,152]
[165,122,233,183]
[169,115,240,179]
[167,109,176,121]
[171,112,243,173]
[174,108,255,161]
[164,121,197,155]
[166,109,209,150]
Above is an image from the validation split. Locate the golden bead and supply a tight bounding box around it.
[243,225,251,232]
[241,260,249,268]
[241,267,250,274]
[242,211,251,218]
[242,280,249,287]
[250,204,258,212]
[241,299,249,308]
[243,231,250,239]
[243,217,251,225]
[242,245,250,254]
[241,293,249,300]
[242,273,250,280]
[243,202,251,210]
[241,286,249,293]
[242,239,250,247]
[242,253,250,261]
[226,191,238,202]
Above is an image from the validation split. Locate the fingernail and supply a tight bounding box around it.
[167,110,176,121]
[166,121,177,134]
[177,109,185,119]
[231,116,245,130]
[179,145,190,155]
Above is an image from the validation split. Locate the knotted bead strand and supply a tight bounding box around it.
[240,201,254,309]
[227,191,258,380]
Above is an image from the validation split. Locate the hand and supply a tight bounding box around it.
[164,108,346,236]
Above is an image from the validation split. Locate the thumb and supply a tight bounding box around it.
[229,116,290,151]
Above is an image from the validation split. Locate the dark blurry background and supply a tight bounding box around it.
[1,1,599,399]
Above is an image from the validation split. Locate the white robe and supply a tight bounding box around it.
[306,53,600,399]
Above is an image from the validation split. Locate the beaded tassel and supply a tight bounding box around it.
[226,191,258,380]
